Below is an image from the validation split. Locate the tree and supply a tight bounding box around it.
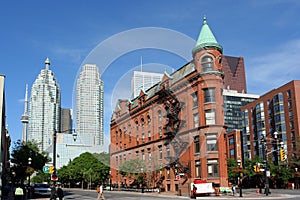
[269,162,292,188]
[57,152,110,188]
[31,171,50,183]
[119,159,146,187]
[227,158,239,184]
[10,140,49,184]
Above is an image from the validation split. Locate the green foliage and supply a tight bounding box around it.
[57,152,110,187]
[269,162,292,186]
[119,159,146,184]
[227,158,239,183]
[31,171,50,183]
[10,140,49,184]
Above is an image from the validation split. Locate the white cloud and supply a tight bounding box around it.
[51,46,87,64]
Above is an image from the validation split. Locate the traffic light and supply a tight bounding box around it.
[253,166,257,172]
[280,147,285,161]
[253,165,261,172]
[49,166,54,174]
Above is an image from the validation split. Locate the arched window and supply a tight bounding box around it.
[201,56,214,72]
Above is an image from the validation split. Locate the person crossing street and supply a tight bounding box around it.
[97,184,106,200]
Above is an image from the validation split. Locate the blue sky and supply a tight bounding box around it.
[1,0,300,145]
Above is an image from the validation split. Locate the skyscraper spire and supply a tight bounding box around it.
[45,57,50,70]
[20,84,29,143]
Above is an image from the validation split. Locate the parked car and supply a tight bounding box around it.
[32,183,51,197]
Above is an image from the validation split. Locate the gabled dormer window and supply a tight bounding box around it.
[201,56,213,72]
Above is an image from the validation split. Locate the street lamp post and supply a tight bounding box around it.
[28,157,32,198]
[237,159,243,197]
[295,168,299,190]
[261,136,270,196]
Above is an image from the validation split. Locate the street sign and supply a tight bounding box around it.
[43,166,50,173]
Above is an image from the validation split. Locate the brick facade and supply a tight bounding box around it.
[241,80,300,164]
[110,19,248,196]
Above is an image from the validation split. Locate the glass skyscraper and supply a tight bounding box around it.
[131,71,163,98]
[223,89,259,133]
[28,58,61,151]
[76,64,104,145]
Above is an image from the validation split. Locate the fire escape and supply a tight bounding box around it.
[157,87,190,183]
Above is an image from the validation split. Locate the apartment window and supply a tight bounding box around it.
[158,110,162,122]
[142,133,145,143]
[159,126,162,138]
[230,149,235,157]
[207,159,219,177]
[135,151,139,158]
[192,92,198,107]
[147,115,151,124]
[141,118,145,128]
[201,56,214,72]
[289,110,293,120]
[193,113,199,128]
[287,90,292,99]
[204,88,215,103]
[148,149,152,161]
[288,100,292,109]
[167,169,171,179]
[290,121,295,130]
[205,109,216,125]
[206,133,218,151]
[142,150,145,160]
[136,121,139,130]
[148,131,151,141]
[159,145,162,160]
[194,136,200,154]
[229,138,234,145]
[195,160,201,178]
[291,131,295,140]
[166,143,171,157]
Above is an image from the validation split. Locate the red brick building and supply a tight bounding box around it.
[241,80,300,165]
[110,17,247,195]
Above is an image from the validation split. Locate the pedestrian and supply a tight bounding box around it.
[14,185,24,200]
[232,184,236,196]
[97,184,106,200]
[57,184,64,200]
[50,184,57,200]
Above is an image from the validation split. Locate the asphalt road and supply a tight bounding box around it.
[30,188,300,200]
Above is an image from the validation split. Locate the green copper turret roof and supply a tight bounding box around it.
[192,16,223,55]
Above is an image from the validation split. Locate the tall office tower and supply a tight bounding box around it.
[61,108,72,134]
[223,89,259,132]
[28,58,61,151]
[131,71,163,98]
[20,84,29,143]
[76,64,104,145]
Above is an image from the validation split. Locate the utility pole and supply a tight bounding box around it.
[262,137,269,196]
